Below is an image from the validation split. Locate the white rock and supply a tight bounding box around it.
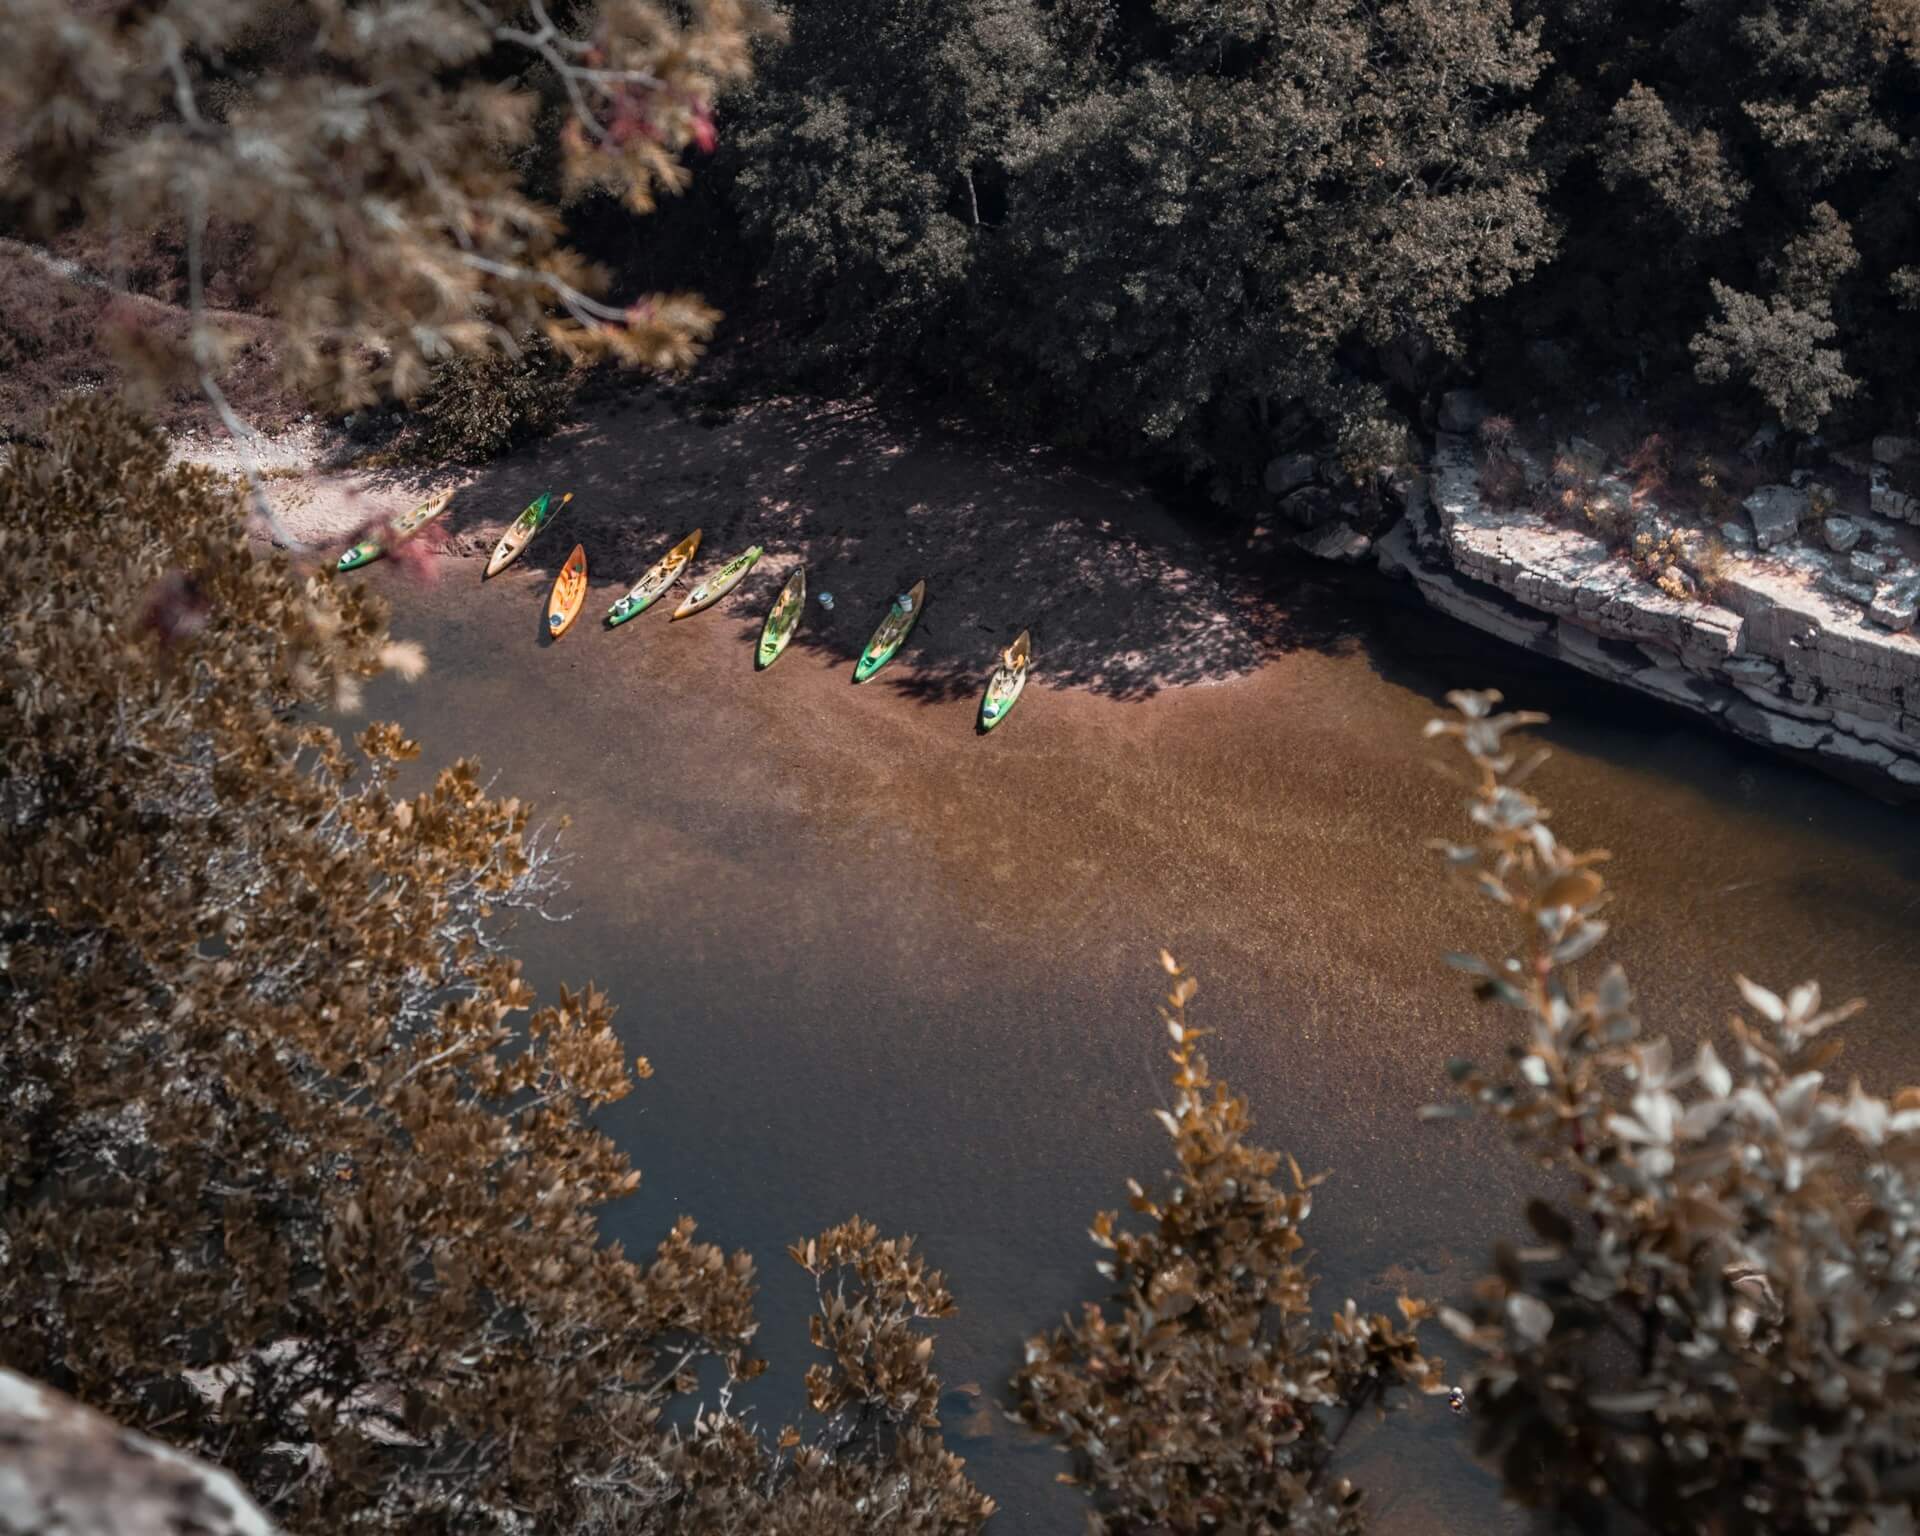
[1294,522,1372,563]
[1822,516,1861,552]
[0,1369,280,1536]
[1719,521,1754,550]
[1726,700,1830,750]
[1872,482,1920,522]
[1850,551,1888,581]
[1819,572,1875,606]
[1871,434,1919,465]
[1743,485,1808,550]
[1868,575,1920,632]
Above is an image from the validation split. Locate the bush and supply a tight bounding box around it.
[1425,691,1920,1535]
[396,336,579,463]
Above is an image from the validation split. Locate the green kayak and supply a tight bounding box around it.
[979,629,1030,731]
[337,490,453,571]
[609,529,701,626]
[485,490,571,578]
[757,566,806,669]
[854,580,924,683]
[672,545,762,619]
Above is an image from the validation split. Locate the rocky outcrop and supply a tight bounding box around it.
[1374,432,1920,793]
[0,1369,278,1536]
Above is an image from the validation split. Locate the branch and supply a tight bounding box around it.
[454,251,634,327]
[184,158,307,552]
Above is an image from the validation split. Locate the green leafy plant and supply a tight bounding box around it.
[1014,953,1445,1534]
[1423,691,1920,1535]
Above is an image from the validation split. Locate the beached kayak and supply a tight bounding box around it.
[854,581,925,683]
[980,629,1030,731]
[486,491,571,578]
[548,544,588,639]
[337,490,454,571]
[757,566,806,669]
[671,545,762,619]
[608,529,701,626]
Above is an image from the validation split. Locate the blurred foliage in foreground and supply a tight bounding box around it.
[0,398,991,1535]
[2,398,1916,1532]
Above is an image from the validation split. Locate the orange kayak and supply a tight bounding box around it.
[547,544,587,639]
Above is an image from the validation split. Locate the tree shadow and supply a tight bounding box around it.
[372,387,1371,702]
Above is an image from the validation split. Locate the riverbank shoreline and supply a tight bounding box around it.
[1369,427,1920,800]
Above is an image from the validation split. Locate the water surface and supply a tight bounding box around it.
[362,465,1919,1534]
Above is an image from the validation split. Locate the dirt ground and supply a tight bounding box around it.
[212,384,1364,705]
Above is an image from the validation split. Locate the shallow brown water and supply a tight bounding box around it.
[357,477,1919,1534]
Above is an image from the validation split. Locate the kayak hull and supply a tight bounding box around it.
[608,529,702,626]
[486,491,570,578]
[757,566,806,669]
[337,490,453,571]
[671,545,763,619]
[547,544,588,639]
[980,629,1031,731]
[854,580,925,682]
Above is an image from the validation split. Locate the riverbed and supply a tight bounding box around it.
[345,393,1920,1534]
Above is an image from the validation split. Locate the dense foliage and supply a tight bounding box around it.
[0,0,775,520]
[1425,692,1920,1534]
[713,0,1920,504]
[727,0,1550,503]
[0,399,993,1535]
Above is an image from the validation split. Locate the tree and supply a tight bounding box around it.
[724,0,1550,508]
[1484,0,1920,435]
[1422,691,1920,1534]
[0,397,993,1535]
[1014,955,1446,1534]
[0,0,777,534]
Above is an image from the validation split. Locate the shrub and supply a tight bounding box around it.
[1015,954,1444,1533]
[1424,691,1920,1535]
[395,336,579,463]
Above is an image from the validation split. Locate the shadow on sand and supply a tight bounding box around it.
[352,388,1371,703]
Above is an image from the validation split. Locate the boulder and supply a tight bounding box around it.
[0,1369,279,1536]
[1822,516,1861,553]
[1851,550,1889,581]
[1819,571,1875,606]
[1742,484,1808,550]
[1872,434,1919,465]
[1719,521,1754,551]
[1294,521,1373,563]
[1263,452,1318,496]
[1742,423,1780,464]
[1871,482,1920,522]
[1438,388,1488,434]
[1868,574,1920,633]
[1279,485,1338,529]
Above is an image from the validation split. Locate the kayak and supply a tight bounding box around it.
[547,544,588,639]
[608,529,701,626]
[337,490,453,571]
[979,629,1030,731]
[486,491,571,578]
[671,545,762,619]
[756,566,806,669]
[854,580,925,683]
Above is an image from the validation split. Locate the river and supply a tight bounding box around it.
[352,398,1919,1534]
